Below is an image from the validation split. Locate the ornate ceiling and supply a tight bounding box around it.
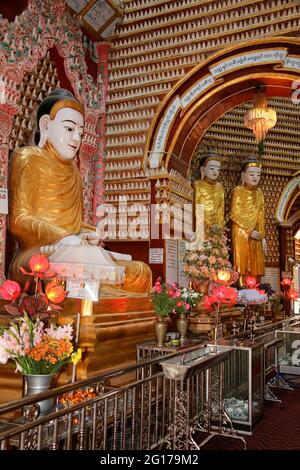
[65,0,123,40]
[1,1,123,41]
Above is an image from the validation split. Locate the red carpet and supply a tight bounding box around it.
[198,388,300,450]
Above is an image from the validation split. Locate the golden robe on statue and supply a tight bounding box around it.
[230,185,265,276]
[194,179,225,228]
[9,143,152,294]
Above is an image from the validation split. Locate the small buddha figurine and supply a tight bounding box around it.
[230,158,267,281]
[8,89,152,293]
[193,150,225,232]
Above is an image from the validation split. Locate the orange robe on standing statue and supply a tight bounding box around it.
[194,152,225,230]
[230,159,266,277]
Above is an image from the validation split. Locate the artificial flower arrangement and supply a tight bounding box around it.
[152,279,202,319]
[152,278,180,319]
[0,253,80,376]
[203,283,238,337]
[0,313,81,375]
[0,254,66,319]
[172,286,202,316]
[184,225,234,284]
[280,278,299,300]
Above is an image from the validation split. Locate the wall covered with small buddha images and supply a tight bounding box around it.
[10,53,60,150]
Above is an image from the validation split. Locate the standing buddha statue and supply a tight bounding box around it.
[193,150,225,234]
[230,158,267,280]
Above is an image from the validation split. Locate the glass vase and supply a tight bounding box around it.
[154,317,167,347]
[23,374,55,416]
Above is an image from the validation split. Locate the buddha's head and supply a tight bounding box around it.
[241,158,262,187]
[36,89,84,161]
[200,151,222,182]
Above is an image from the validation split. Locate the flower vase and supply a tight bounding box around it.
[176,313,189,342]
[154,318,167,347]
[23,374,55,416]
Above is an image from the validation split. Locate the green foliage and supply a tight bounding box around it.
[152,279,178,319]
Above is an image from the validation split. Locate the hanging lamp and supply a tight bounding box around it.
[244,86,277,142]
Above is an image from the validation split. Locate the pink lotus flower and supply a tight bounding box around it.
[245,275,257,289]
[45,282,67,304]
[20,253,56,279]
[0,280,21,301]
[1,254,66,319]
[29,254,49,274]
[288,289,298,300]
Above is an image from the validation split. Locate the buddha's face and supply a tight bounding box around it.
[201,160,221,181]
[242,166,261,187]
[39,107,84,161]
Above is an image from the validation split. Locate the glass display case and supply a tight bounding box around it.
[276,324,300,375]
[213,338,264,434]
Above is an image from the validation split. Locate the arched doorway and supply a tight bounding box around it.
[275,174,300,273]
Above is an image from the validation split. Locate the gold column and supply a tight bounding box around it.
[79,299,96,350]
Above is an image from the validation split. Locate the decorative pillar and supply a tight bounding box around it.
[278,225,289,274]
[92,42,110,225]
[148,178,164,283]
[0,78,20,277]
[278,224,294,316]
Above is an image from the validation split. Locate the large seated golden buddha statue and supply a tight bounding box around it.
[8,89,152,295]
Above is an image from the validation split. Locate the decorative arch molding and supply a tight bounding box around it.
[0,0,106,275]
[275,176,300,224]
[144,37,300,175]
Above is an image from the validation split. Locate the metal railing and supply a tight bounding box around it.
[0,342,206,451]
[0,317,298,450]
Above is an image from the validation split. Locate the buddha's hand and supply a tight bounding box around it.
[262,238,268,256]
[80,231,104,246]
[250,230,261,240]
